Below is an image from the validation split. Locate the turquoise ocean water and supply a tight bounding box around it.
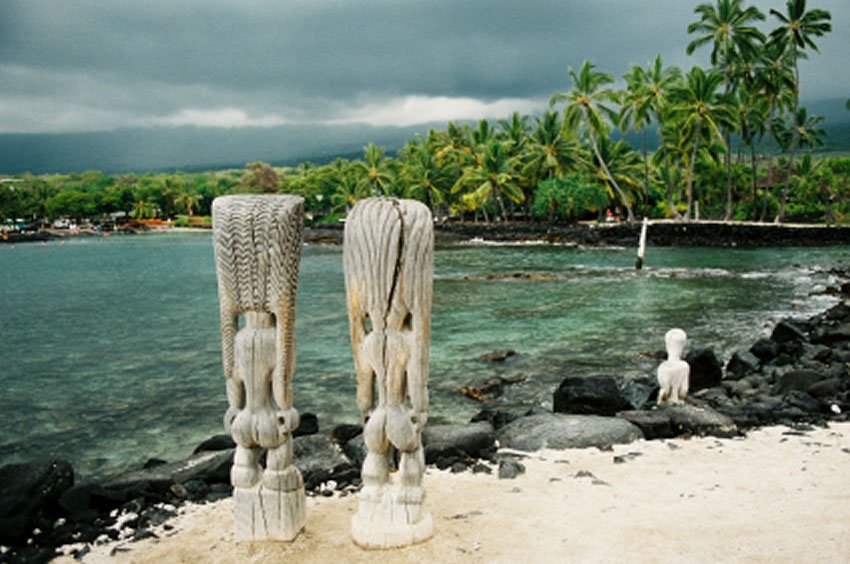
[0,233,846,478]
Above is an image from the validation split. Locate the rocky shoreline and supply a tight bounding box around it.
[4,220,849,248]
[305,220,850,247]
[2,267,849,563]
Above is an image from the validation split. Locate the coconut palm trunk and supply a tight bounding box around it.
[685,122,702,220]
[584,108,635,222]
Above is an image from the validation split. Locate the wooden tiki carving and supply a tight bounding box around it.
[212,194,306,541]
[343,197,434,548]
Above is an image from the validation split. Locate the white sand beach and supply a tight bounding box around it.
[60,422,850,564]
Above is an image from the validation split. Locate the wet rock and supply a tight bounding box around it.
[59,482,126,523]
[553,376,630,416]
[724,379,753,399]
[725,349,760,380]
[143,458,168,469]
[0,459,74,545]
[498,414,643,452]
[293,434,356,491]
[684,348,723,391]
[469,407,520,430]
[616,410,674,440]
[620,375,658,410]
[783,391,822,414]
[422,421,496,464]
[808,378,843,399]
[458,377,504,401]
[192,434,235,454]
[750,338,780,363]
[801,343,833,364]
[772,370,825,395]
[478,349,516,362]
[330,424,363,444]
[293,412,320,437]
[341,434,367,469]
[658,404,738,438]
[824,302,850,321]
[771,320,809,344]
[811,323,850,346]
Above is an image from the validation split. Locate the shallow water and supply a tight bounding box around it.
[0,233,846,478]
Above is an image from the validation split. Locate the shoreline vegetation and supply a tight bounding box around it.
[1,2,848,236]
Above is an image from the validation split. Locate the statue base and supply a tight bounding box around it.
[233,485,306,541]
[351,489,433,549]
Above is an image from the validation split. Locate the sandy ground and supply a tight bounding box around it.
[58,423,850,564]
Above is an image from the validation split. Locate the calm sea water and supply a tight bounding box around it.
[0,233,846,478]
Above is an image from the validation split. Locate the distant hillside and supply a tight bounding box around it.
[1,98,847,175]
[0,123,435,175]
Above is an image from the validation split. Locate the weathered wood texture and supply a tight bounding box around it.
[212,195,306,541]
[657,328,690,405]
[343,198,434,549]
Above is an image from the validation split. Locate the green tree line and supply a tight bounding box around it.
[3,0,848,226]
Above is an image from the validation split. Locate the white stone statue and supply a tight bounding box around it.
[343,197,434,549]
[657,328,690,405]
[212,195,306,541]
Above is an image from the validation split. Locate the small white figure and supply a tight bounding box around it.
[657,328,690,405]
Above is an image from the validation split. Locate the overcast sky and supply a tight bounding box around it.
[1,0,847,134]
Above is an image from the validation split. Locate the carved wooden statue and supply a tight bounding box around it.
[343,197,434,548]
[657,328,690,405]
[212,195,306,541]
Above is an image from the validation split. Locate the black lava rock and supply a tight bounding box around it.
[192,434,235,454]
[750,338,780,363]
[553,376,629,416]
[616,410,675,440]
[422,421,496,464]
[330,424,363,444]
[684,348,723,391]
[726,349,761,380]
[771,320,809,344]
[469,407,520,430]
[293,412,319,437]
[0,459,74,545]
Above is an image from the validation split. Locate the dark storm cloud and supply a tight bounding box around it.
[0,0,846,133]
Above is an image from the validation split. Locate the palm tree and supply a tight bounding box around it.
[687,0,766,219]
[452,139,524,222]
[523,111,583,182]
[769,0,832,107]
[550,60,635,221]
[668,66,736,220]
[686,0,766,66]
[497,112,531,153]
[734,86,768,217]
[584,137,645,209]
[398,138,452,214]
[753,39,796,220]
[175,191,201,216]
[352,143,394,196]
[774,106,826,221]
[620,55,682,211]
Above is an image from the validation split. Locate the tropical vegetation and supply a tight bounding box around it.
[3,0,848,228]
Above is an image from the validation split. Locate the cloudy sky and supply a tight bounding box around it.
[1,0,847,135]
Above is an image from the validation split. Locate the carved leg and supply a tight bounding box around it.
[231,316,305,542]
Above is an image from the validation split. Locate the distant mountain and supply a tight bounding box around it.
[1,98,847,175]
[0,123,436,175]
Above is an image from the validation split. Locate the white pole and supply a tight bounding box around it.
[636,216,648,270]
